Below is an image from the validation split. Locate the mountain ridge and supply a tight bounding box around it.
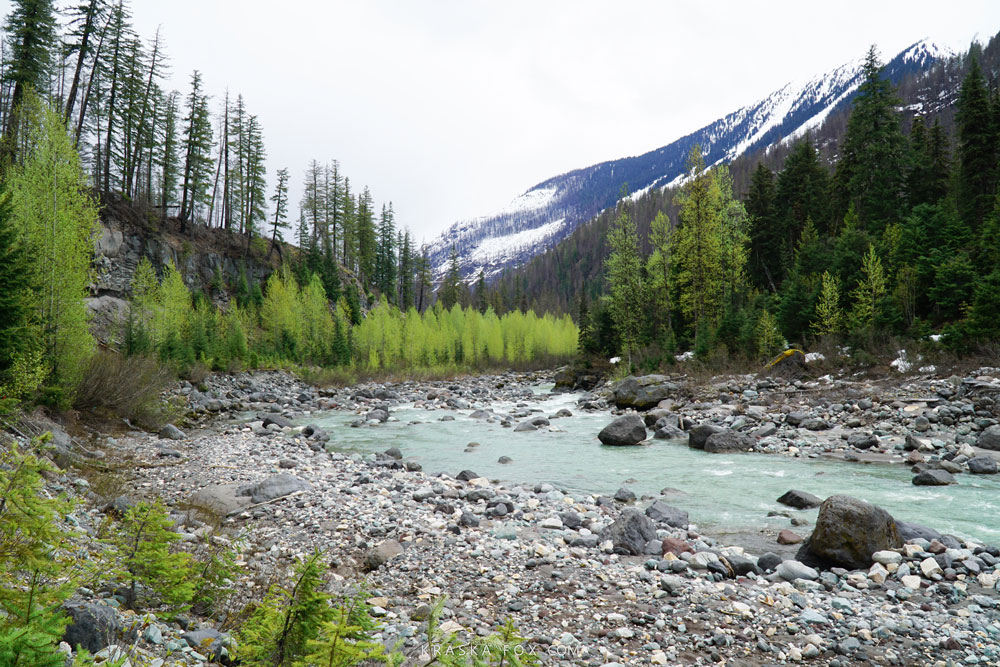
[426,39,953,282]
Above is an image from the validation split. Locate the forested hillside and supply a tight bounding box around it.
[490,34,1000,338]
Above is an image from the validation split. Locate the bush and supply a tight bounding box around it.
[73,350,174,428]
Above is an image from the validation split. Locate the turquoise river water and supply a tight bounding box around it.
[308,385,1000,545]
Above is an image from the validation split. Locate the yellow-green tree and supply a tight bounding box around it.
[812,271,843,336]
[850,244,887,331]
[8,94,98,401]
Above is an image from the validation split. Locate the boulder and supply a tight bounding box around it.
[895,520,942,543]
[514,417,550,432]
[968,456,998,474]
[185,484,251,517]
[645,500,689,529]
[365,409,389,423]
[847,433,878,450]
[688,423,723,450]
[776,489,822,509]
[601,509,657,556]
[159,424,187,441]
[912,469,956,486]
[182,628,226,659]
[262,413,295,429]
[613,487,636,503]
[63,602,124,653]
[777,529,804,545]
[703,430,754,453]
[611,375,678,410]
[977,424,1000,451]
[804,495,902,570]
[598,415,647,446]
[654,424,686,439]
[455,470,479,482]
[236,473,313,503]
[364,539,404,571]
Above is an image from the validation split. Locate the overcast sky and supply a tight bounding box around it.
[44,2,1000,241]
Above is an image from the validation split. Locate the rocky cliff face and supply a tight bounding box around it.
[86,206,283,344]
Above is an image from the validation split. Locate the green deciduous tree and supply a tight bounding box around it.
[811,271,843,336]
[850,244,887,332]
[8,95,98,403]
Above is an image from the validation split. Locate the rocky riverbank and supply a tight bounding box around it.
[25,366,1000,665]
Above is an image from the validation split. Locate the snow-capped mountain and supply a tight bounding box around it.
[426,39,952,282]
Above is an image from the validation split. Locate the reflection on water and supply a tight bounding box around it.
[308,386,1000,543]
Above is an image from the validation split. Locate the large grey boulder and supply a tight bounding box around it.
[777,489,822,509]
[977,425,1000,451]
[645,500,689,529]
[912,469,956,486]
[601,509,657,555]
[182,628,226,659]
[262,413,295,429]
[703,430,754,453]
[63,602,124,653]
[688,423,723,450]
[612,375,678,410]
[598,415,647,446]
[364,539,404,571]
[236,473,313,503]
[804,495,902,569]
[159,424,187,440]
[186,484,251,517]
[968,456,998,474]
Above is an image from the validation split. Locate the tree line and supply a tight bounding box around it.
[589,45,1000,366]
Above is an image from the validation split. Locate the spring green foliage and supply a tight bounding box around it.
[849,244,887,332]
[8,94,98,403]
[812,271,843,336]
[0,439,76,667]
[422,598,538,667]
[105,499,195,612]
[0,185,35,388]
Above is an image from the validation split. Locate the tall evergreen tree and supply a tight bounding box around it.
[956,55,998,231]
[745,162,779,291]
[605,201,645,365]
[1,0,57,159]
[775,135,829,244]
[375,203,396,300]
[439,246,461,309]
[397,229,414,308]
[356,186,376,286]
[832,46,907,233]
[474,268,487,314]
[179,70,213,232]
[268,167,289,259]
[415,245,432,312]
[0,185,33,381]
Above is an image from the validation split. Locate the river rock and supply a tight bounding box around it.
[364,539,404,570]
[514,417,550,432]
[645,500,689,528]
[159,424,186,440]
[182,628,226,659]
[262,413,295,429]
[777,489,822,509]
[896,519,942,543]
[63,602,124,653]
[688,423,722,450]
[598,415,647,446]
[236,473,313,503]
[847,433,878,450]
[185,484,252,517]
[778,529,804,545]
[912,469,956,486]
[968,456,998,474]
[777,560,819,581]
[805,495,902,569]
[601,509,657,555]
[977,424,1000,451]
[612,375,678,410]
[366,409,389,423]
[703,430,754,453]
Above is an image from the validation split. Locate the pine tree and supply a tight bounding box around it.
[439,246,461,309]
[673,146,724,339]
[811,271,843,336]
[605,201,645,365]
[374,203,396,299]
[776,134,830,242]
[179,70,213,231]
[745,162,779,291]
[850,244,887,332]
[832,46,907,233]
[157,89,180,219]
[268,167,289,259]
[356,186,376,286]
[956,55,998,231]
[0,185,34,380]
[415,245,433,312]
[398,228,414,308]
[646,210,674,340]
[1,0,58,160]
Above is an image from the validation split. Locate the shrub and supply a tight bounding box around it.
[73,350,174,428]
